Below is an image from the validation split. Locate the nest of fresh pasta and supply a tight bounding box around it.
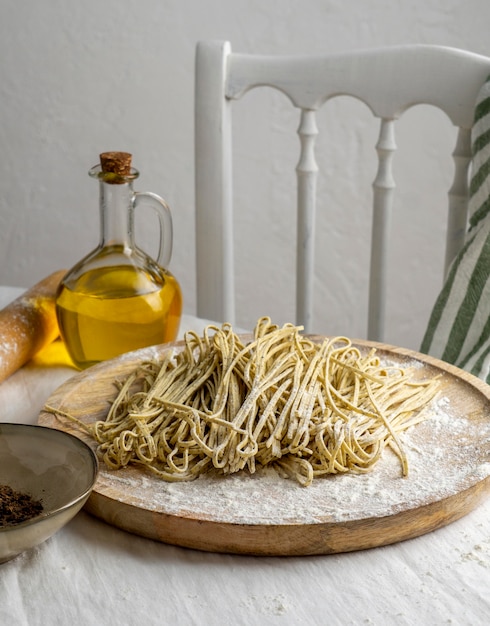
[54,317,439,486]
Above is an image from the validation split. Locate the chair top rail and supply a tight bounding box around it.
[224,44,490,126]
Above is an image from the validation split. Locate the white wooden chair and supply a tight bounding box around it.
[194,41,490,340]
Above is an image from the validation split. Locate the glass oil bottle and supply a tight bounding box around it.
[56,152,182,369]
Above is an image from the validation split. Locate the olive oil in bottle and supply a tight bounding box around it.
[56,152,182,369]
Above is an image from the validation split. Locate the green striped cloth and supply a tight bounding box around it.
[421,76,490,383]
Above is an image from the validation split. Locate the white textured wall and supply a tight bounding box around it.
[0,0,488,349]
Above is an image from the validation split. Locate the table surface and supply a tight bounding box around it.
[1,286,490,626]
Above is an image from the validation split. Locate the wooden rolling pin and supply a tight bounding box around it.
[0,270,66,383]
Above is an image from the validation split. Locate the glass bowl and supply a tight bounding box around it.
[0,423,98,564]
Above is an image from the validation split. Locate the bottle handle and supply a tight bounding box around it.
[132,191,173,268]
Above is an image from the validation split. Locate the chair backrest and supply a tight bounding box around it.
[194,41,490,341]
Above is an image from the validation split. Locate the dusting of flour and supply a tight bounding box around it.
[96,394,490,525]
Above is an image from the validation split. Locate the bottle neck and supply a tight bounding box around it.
[98,180,134,251]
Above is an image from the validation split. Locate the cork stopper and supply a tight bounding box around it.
[100,151,132,176]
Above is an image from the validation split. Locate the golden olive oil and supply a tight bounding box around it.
[57,152,183,368]
[56,264,182,369]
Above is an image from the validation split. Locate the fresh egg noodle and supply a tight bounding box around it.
[52,317,439,486]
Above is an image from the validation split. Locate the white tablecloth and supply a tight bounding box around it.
[1,286,489,626]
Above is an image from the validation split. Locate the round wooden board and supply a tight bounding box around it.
[38,337,490,556]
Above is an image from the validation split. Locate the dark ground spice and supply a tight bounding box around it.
[0,484,44,527]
